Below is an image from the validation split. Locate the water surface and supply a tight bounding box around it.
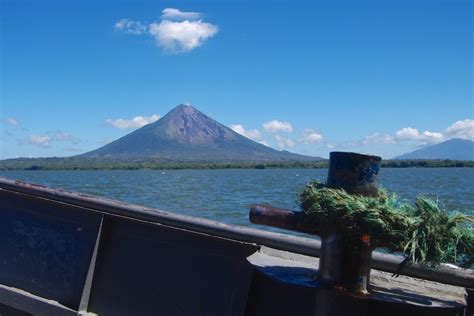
[1,168,472,233]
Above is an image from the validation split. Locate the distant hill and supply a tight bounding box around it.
[393,138,474,160]
[80,104,322,162]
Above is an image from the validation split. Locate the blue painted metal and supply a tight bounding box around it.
[326,151,381,196]
[87,216,257,316]
[0,182,259,315]
[0,190,102,310]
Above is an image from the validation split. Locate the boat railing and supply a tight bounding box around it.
[0,177,472,289]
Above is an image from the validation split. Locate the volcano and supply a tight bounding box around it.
[81,104,321,161]
[393,138,474,160]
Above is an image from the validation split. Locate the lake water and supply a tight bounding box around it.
[1,168,473,234]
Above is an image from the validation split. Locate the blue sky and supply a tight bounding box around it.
[1,0,472,159]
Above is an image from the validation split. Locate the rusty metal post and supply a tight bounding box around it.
[249,204,316,235]
[318,152,381,294]
[356,234,372,294]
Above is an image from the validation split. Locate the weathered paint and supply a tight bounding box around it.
[0,190,102,310]
[326,151,381,197]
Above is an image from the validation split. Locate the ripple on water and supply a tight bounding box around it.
[1,168,473,233]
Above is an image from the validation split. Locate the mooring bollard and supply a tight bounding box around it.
[250,151,381,294]
[249,152,469,315]
[249,151,382,316]
[319,152,381,293]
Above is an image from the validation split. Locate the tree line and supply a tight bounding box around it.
[0,157,473,170]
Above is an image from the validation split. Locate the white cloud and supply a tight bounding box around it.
[246,129,262,140]
[421,130,444,142]
[25,135,51,148]
[161,8,202,20]
[106,114,160,129]
[53,130,81,144]
[19,130,80,150]
[445,119,474,140]
[274,135,296,149]
[114,18,147,35]
[394,127,444,145]
[263,120,293,133]
[6,118,19,126]
[363,133,394,145]
[300,129,323,144]
[230,124,248,135]
[259,140,270,147]
[395,127,420,140]
[362,119,474,148]
[326,144,336,150]
[230,124,262,141]
[149,20,218,53]
[115,9,218,54]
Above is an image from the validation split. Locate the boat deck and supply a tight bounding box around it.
[249,247,466,307]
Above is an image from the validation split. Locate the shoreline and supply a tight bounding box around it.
[0,159,474,171]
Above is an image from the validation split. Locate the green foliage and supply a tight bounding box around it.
[300,181,473,266]
[381,159,474,168]
[1,157,473,170]
[0,157,328,170]
[404,198,473,266]
[300,182,414,250]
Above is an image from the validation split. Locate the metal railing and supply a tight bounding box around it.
[0,177,472,288]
